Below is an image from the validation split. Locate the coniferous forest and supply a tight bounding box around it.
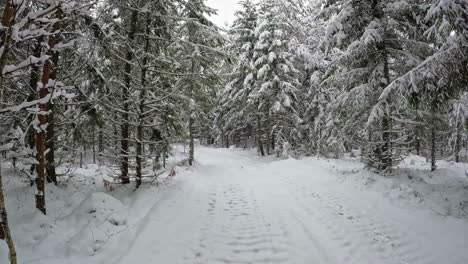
[0,1,468,263]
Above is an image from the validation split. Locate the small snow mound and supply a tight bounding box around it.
[400,155,427,168]
[75,192,125,218]
[66,192,128,255]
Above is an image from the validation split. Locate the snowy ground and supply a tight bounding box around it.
[2,146,468,264]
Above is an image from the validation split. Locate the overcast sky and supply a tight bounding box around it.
[206,0,239,28]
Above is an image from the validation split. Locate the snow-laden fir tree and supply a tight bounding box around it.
[177,0,224,165]
[216,0,258,149]
[322,0,433,171]
[251,0,302,157]
[369,0,468,170]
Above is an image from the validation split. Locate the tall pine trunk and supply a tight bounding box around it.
[45,10,61,185]
[189,116,195,166]
[121,9,139,184]
[98,126,104,165]
[0,0,14,101]
[45,103,56,184]
[430,99,438,171]
[27,37,43,185]
[36,7,62,213]
[455,122,462,163]
[136,13,151,188]
[415,127,422,156]
[0,163,17,264]
[257,113,265,156]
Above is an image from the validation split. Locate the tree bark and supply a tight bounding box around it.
[136,13,151,188]
[431,102,437,171]
[189,116,195,166]
[98,126,104,165]
[45,9,61,185]
[36,7,62,213]
[0,0,14,102]
[455,122,461,163]
[27,37,43,186]
[257,113,265,156]
[381,112,392,170]
[121,9,139,184]
[415,128,421,156]
[431,125,437,171]
[0,163,17,264]
[265,112,271,156]
[45,102,56,184]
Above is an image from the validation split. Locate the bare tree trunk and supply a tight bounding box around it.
[381,112,392,170]
[431,125,437,171]
[189,116,195,166]
[0,162,17,264]
[27,37,43,186]
[0,0,14,101]
[36,7,62,212]
[265,113,270,156]
[45,102,56,184]
[415,128,421,156]
[98,126,104,165]
[44,10,61,186]
[92,124,96,164]
[431,102,437,171]
[455,122,461,163]
[257,114,265,156]
[121,9,139,184]
[136,13,151,188]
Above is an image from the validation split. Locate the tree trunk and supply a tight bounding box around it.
[27,37,43,186]
[265,113,271,156]
[415,128,421,156]
[381,112,392,171]
[98,127,104,165]
[0,0,14,102]
[431,125,437,171]
[36,7,62,211]
[136,13,151,188]
[0,162,17,264]
[45,103,56,184]
[257,114,265,156]
[121,9,139,184]
[455,122,461,163]
[42,9,62,186]
[45,9,61,185]
[92,124,96,164]
[189,116,195,166]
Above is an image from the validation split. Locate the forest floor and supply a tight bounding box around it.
[2,146,468,264]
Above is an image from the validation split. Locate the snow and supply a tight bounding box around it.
[2,147,468,263]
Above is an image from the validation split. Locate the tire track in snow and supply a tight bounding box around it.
[313,190,468,264]
[288,179,435,264]
[190,183,293,264]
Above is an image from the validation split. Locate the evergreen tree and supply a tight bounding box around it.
[217,0,258,149]
[252,0,302,156]
[177,0,224,165]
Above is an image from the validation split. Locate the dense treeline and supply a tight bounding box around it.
[0,1,222,262]
[0,0,467,263]
[217,0,468,173]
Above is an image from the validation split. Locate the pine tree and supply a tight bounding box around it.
[0,164,17,264]
[369,0,468,170]
[252,0,301,156]
[177,0,224,165]
[217,0,258,150]
[322,0,432,171]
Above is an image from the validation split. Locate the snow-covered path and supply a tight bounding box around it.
[107,147,468,264]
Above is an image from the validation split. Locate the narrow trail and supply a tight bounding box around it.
[114,147,468,264]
